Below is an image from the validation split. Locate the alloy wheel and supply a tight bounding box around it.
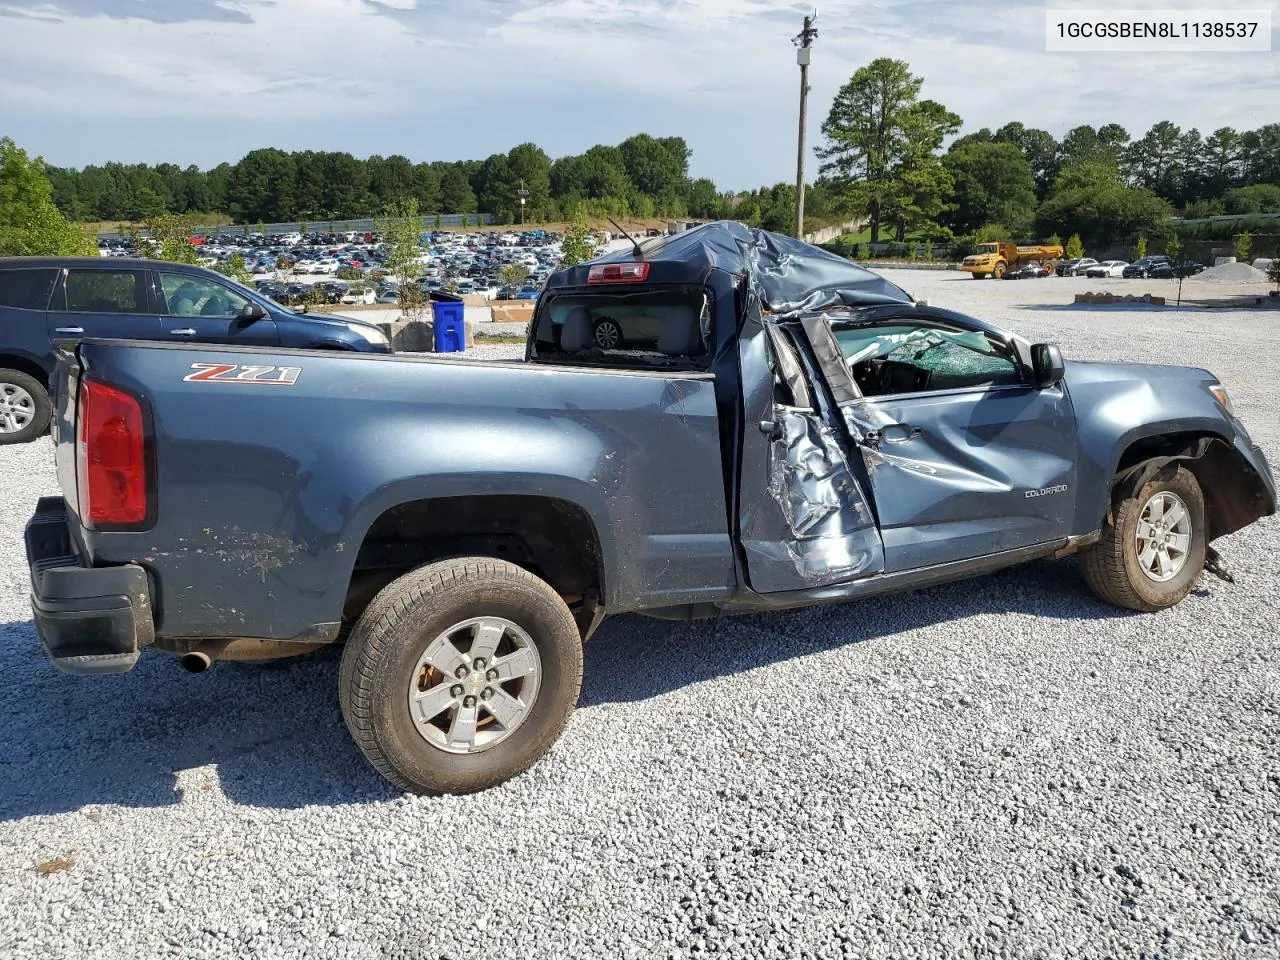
[0,383,35,434]
[1134,491,1193,583]
[407,617,543,754]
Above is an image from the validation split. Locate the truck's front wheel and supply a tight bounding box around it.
[339,558,583,794]
[1079,466,1207,612]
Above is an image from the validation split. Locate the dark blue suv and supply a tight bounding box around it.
[0,257,392,444]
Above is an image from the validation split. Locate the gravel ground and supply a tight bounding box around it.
[2,270,1278,959]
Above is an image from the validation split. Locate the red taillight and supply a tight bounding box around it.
[76,379,149,528]
[587,262,650,284]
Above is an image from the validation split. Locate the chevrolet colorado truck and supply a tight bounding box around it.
[25,223,1276,794]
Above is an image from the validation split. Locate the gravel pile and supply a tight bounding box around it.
[1189,260,1271,284]
[1,271,1277,959]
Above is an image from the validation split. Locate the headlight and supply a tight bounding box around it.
[347,322,389,347]
[1208,383,1234,416]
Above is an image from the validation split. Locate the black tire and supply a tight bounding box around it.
[592,317,622,349]
[1079,466,1207,612]
[339,557,583,794]
[0,369,52,445]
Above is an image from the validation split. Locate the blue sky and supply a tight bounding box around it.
[0,0,1276,190]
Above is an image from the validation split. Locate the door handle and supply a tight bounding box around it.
[170,328,197,336]
[863,424,921,449]
[54,327,85,335]
[881,423,922,443]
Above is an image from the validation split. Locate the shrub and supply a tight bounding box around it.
[1234,231,1252,263]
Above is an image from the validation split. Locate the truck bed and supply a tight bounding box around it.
[53,341,736,644]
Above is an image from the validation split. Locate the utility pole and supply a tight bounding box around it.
[793,11,818,240]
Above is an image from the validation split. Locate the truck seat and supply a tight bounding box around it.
[560,308,593,352]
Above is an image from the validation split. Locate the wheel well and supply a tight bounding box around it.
[1114,431,1273,540]
[0,355,50,388]
[344,495,604,626]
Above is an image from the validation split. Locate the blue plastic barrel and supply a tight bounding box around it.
[431,295,466,353]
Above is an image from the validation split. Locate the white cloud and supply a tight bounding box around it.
[0,0,1275,187]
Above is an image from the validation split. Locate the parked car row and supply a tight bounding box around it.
[1054,255,1207,279]
[98,228,578,301]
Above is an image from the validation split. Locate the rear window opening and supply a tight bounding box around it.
[530,288,711,370]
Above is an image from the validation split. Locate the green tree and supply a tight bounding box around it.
[1266,257,1280,292]
[506,143,553,221]
[942,140,1036,235]
[126,213,200,264]
[1239,123,1280,185]
[1222,184,1280,214]
[383,198,426,321]
[500,263,531,291]
[994,123,1060,198]
[618,135,689,198]
[1234,231,1252,263]
[0,138,96,256]
[1036,179,1172,248]
[216,253,253,285]
[367,154,416,206]
[438,164,477,214]
[1199,127,1242,197]
[1183,197,1225,218]
[559,206,595,266]
[1135,236,1148,259]
[1165,234,1196,305]
[225,148,296,223]
[818,58,959,242]
[1065,233,1084,259]
[685,178,726,219]
[474,153,518,223]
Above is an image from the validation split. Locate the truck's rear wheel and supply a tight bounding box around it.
[0,369,51,445]
[1079,466,1207,612]
[339,558,583,794]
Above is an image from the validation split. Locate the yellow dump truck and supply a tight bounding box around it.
[962,242,1064,279]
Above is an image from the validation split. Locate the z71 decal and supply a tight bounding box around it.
[184,363,302,385]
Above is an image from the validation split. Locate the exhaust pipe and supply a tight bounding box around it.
[180,651,214,673]
[178,640,231,673]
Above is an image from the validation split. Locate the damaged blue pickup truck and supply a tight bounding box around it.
[25,222,1276,794]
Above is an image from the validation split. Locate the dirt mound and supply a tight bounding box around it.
[1190,260,1270,284]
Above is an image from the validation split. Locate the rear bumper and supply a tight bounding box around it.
[25,497,154,675]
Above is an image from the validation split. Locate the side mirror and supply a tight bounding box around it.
[238,302,267,324]
[1031,343,1065,388]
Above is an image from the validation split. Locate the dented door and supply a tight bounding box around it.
[736,315,884,594]
[807,316,1079,573]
